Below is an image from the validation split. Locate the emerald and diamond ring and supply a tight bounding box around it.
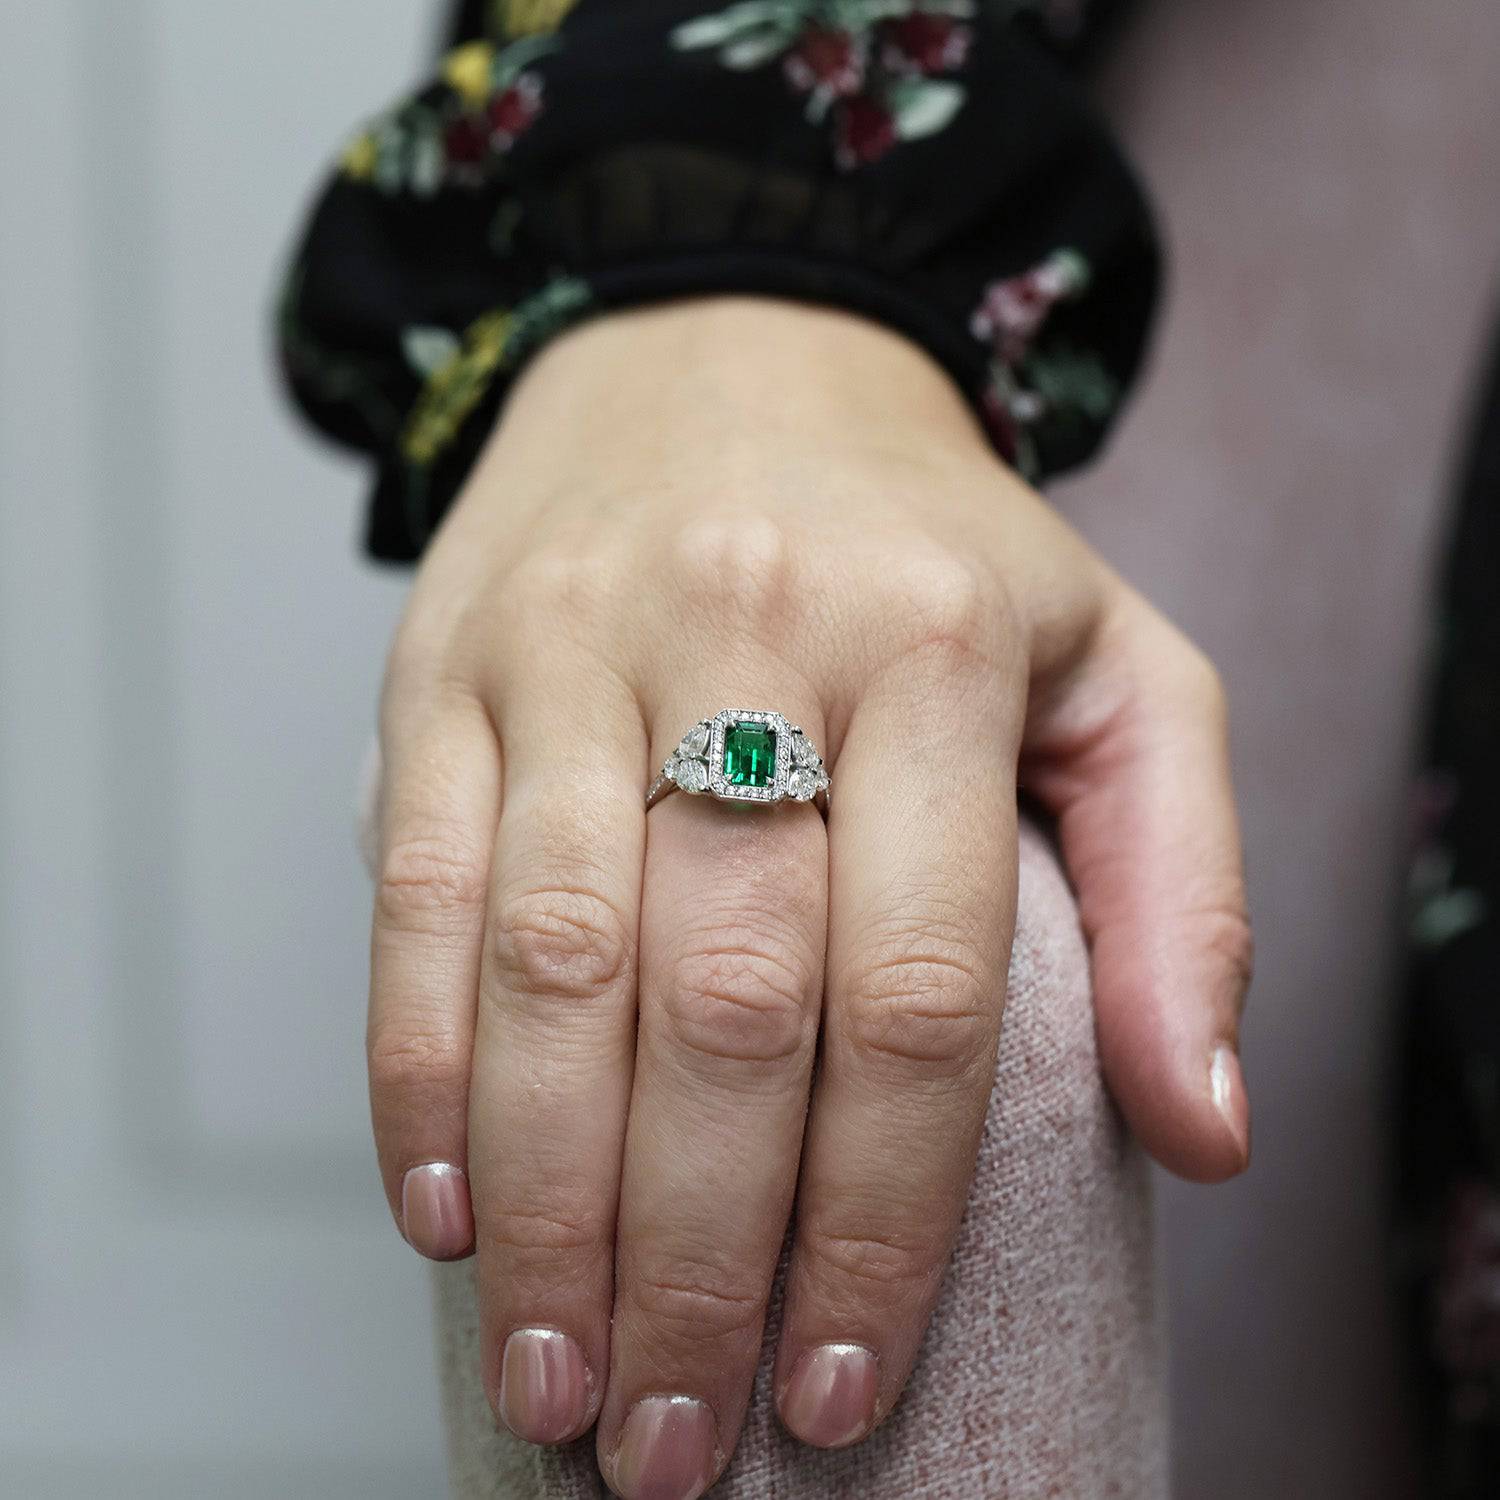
[646,709,830,814]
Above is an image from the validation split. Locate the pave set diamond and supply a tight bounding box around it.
[663,708,830,807]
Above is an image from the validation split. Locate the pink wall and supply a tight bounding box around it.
[1054,0,1500,1492]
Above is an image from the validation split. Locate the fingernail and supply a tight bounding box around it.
[1210,1045,1251,1166]
[779,1343,879,1448]
[612,1395,718,1500]
[400,1163,474,1260]
[497,1328,592,1444]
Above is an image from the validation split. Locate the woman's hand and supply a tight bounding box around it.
[368,298,1250,1496]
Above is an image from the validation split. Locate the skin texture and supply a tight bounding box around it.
[367,297,1252,1498]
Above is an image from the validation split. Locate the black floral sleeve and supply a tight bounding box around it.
[278,0,1159,561]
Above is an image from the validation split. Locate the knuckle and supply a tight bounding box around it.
[501,548,608,622]
[1179,641,1228,718]
[883,549,996,659]
[840,947,996,1080]
[382,615,478,712]
[630,1253,765,1342]
[1196,902,1255,999]
[382,627,440,705]
[1114,597,1230,723]
[367,1017,468,1103]
[1146,623,1227,721]
[661,936,816,1067]
[376,836,488,931]
[799,1220,944,1297]
[484,1200,603,1262]
[666,515,797,622]
[488,886,633,1006]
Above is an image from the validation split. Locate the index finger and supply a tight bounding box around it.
[367,689,499,1262]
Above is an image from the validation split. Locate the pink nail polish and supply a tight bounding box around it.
[612,1395,718,1500]
[779,1343,879,1448]
[400,1163,474,1260]
[1210,1045,1251,1165]
[497,1328,592,1445]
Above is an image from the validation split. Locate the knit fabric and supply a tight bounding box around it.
[427,820,1166,1498]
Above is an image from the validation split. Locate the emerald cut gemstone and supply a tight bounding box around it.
[723,721,776,787]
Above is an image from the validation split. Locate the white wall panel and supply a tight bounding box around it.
[0,1,453,1489]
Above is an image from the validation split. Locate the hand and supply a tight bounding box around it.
[367,298,1251,1496]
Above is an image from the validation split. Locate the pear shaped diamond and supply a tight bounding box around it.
[790,732,820,769]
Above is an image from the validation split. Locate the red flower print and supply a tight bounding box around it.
[880,14,972,75]
[970,250,1090,363]
[672,2,974,172]
[974,274,1052,361]
[488,73,543,148]
[834,94,897,169]
[784,26,865,99]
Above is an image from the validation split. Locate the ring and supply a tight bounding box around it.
[646,709,830,814]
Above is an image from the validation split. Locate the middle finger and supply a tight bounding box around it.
[598,695,829,1500]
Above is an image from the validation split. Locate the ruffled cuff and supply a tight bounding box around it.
[278,0,1160,562]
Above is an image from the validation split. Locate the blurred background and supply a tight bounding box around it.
[2,1,1497,1496]
[1,3,445,1495]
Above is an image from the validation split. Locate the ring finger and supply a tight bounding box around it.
[597,693,829,1500]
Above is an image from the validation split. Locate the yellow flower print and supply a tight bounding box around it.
[340,130,378,181]
[496,0,580,38]
[401,309,512,466]
[442,40,496,108]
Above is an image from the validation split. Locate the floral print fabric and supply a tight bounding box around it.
[669,0,977,170]
[279,0,1157,560]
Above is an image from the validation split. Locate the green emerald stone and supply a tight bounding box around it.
[723,721,776,788]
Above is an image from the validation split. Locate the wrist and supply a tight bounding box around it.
[480,296,991,483]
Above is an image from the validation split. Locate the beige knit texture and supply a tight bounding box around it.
[430,821,1166,1498]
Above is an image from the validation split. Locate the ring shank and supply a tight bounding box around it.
[646,772,829,817]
